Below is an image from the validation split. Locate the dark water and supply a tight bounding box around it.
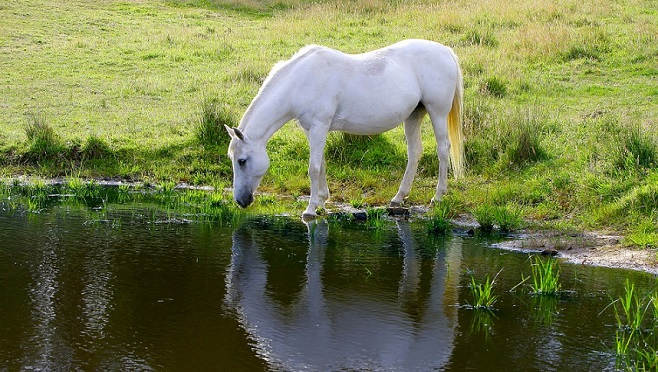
[0,206,655,371]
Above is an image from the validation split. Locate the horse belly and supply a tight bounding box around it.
[331,81,420,135]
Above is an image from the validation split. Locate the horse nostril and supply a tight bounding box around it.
[246,194,254,206]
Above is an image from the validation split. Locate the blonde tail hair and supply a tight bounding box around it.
[447,48,465,179]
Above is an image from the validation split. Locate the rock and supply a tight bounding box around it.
[467,229,475,236]
[541,249,558,257]
[353,211,367,221]
[386,206,409,217]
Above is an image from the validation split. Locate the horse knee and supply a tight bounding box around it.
[308,163,321,178]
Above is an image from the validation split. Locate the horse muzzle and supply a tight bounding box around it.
[235,192,254,208]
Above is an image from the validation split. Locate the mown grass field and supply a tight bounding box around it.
[1,0,656,244]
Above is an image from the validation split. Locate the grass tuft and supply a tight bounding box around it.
[82,135,112,159]
[350,197,365,209]
[24,113,62,159]
[195,98,236,148]
[464,106,548,172]
[365,206,387,230]
[480,76,507,98]
[504,115,547,166]
[615,124,657,172]
[473,204,495,233]
[473,204,524,233]
[492,205,524,232]
[462,28,498,47]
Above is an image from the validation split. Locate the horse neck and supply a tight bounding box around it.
[239,84,293,144]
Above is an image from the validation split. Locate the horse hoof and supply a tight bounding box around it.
[389,201,402,208]
[301,212,318,221]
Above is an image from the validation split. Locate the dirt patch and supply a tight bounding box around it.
[494,231,658,275]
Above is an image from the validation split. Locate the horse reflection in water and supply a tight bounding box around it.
[224,220,462,370]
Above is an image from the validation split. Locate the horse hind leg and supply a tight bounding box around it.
[426,105,450,204]
[391,107,426,206]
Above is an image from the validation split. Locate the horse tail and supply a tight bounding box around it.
[447,48,465,179]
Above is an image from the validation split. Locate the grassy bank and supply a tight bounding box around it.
[1,0,656,245]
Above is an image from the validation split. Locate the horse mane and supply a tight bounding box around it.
[259,44,323,93]
[239,44,324,129]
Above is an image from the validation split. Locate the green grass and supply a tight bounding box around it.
[349,197,365,209]
[472,203,523,233]
[473,204,495,232]
[365,207,387,230]
[493,205,524,232]
[0,0,656,244]
[0,178,295,224]
[426,198,458,235]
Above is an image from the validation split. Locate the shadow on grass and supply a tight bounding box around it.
[325,133,404,169]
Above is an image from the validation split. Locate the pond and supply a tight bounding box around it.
[0,204,655,370]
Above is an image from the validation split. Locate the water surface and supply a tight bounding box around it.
[0,205,655,370]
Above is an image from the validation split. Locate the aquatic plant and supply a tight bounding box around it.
[157,180,177,199]
[527,255,561,295]
[533,295,559,326]
[614,329,658,371]
[613,279,650,331]
[470,308,496,341]
[468,271,500,310]
[649,291,658,325]
[600,280,658,370]
[615,330,636,358]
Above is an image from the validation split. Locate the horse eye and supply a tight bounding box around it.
[238,159,247,166]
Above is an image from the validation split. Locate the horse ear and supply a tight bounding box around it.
[232,127,245,141]
[224,125,245,141]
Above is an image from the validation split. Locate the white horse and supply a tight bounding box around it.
[225,39,464,218]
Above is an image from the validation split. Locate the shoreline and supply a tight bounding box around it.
[491,231,658,275]
[3,176,657,275]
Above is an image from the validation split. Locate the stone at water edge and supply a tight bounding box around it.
[386,206,409,217]
[541,249,559,257]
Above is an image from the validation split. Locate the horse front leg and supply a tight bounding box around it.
[391,113,424,206]
[318,158,330,206]
[302,125,329,219]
